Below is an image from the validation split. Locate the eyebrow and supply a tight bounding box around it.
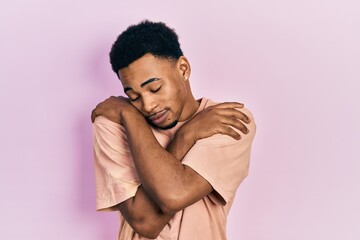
[124,78,160,93]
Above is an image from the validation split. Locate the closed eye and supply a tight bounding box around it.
[129,97,139,102]
[150,86,162,93]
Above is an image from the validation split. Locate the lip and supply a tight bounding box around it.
[148,110,169,125]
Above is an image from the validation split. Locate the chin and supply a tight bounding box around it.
[149,120,178,130]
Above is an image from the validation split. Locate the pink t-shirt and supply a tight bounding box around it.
[93,98,256,240]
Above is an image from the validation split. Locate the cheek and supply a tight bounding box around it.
[175,82,187,101]
[165,86,182,103]
[171,87,187,112]
[161,79,187,108]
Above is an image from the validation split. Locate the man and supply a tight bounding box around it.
[91,20,256,239]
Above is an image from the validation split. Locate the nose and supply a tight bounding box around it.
[141,94,158,115]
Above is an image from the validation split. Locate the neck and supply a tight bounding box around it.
[178,93,200,122]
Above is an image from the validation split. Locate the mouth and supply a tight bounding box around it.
[148,110,169,125]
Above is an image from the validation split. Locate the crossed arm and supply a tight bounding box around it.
[92,97,251,238]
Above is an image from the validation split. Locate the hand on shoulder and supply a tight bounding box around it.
[178,101,253,143]
[91,96,139,124]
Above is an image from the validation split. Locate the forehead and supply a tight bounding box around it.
[118,54,176,86]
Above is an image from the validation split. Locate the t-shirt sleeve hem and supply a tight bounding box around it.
[96,183,141,211]
[183,161,230,205]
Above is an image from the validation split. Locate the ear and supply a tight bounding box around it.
[177,56,191,81]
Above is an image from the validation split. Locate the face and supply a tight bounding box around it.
[118,54,193,130]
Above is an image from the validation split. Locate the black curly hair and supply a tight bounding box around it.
[109,20,184,76]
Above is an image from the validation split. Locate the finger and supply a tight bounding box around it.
[117,96,129,101]
[91,108,99,123]
[91,105,102,123]
[91,108,97,123]
[216,108,251,124]
[213,102,244,109]
[221,116,249,134]
[231,109,251,124]
[220,126,241,140]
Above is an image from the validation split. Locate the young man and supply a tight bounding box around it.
[91,20,256,239]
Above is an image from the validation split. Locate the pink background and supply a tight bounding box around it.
[1,0,359,239]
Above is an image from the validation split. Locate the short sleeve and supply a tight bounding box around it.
[182,107,256,205]
[92,116,141,211]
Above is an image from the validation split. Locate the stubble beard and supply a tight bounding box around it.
[147,119,179,130]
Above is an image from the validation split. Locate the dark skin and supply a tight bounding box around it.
[91,54,251,238]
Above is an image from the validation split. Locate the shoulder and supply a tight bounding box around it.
[198,99,256,146]
[92,116,127,140]
[93,116,122,128]
[203,99,255,118]
[93,116,170,146]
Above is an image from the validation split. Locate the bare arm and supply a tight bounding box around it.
[115,128,199,238]
[120,101,250,214]
[121,112,209,214]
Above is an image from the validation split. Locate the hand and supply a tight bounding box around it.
[91,96,138,123]
[178,102,251,142]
